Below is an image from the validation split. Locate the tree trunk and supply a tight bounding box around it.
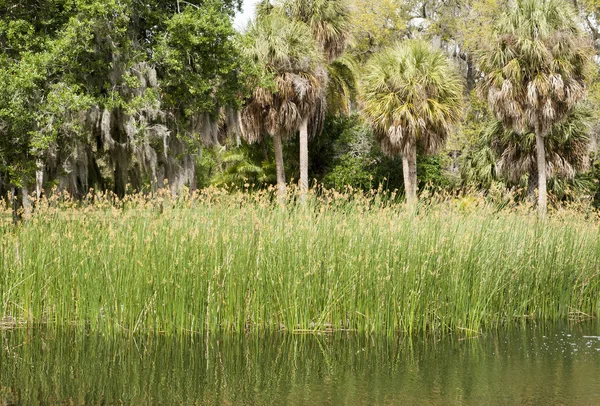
[22,185,31,219]
[237,110,246,148]
[527,168,538,205]
[35,159,44,200]
[188,155,197,195]
[10,186,21,224]
[402,142,418,206]
[273,133,286,197]
[299,118,309,194]
[114,158,127,199]
[535,132,548,217]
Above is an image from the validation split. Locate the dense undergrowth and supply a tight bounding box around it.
[1,188,599,337]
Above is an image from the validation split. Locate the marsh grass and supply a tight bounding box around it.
[1,187,599,337]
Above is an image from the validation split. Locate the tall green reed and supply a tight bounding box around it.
[1,188,599,337]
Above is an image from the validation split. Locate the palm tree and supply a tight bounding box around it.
[487,107,591,200]
[360,40,463,205]
[477,0,593,216]
[240,14,325,196]
[280,0,352,193]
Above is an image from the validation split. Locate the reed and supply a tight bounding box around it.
[1,187,599,336]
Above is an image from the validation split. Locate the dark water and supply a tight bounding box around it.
[1,323,600,405]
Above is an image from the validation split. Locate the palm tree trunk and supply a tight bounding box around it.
[234,111,242,146]
[273,133,286,197]
[535,132,548,217]
[299,118,309,194]
[527,168,538,205]
[402,142,418,206]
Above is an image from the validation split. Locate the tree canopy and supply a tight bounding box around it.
[1,0,600,213]
[0,0,247,198]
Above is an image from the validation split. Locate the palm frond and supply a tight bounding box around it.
[281,0,351,62]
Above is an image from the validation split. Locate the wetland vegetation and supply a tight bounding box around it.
[1,190,599,336]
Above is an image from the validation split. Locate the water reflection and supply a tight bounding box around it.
[1,323,599,405]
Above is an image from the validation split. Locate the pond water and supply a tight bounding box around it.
[1,323,599,405]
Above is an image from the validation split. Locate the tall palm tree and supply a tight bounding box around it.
[360,40,463,205]
[477,0,593,216]
[240,14,325,196]
[280,0,352,193]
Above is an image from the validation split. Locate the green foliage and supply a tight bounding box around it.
[243,13,322,75]
[347,0,411,60]
[417,155,455,191]
[0,0,245,194]
[323,156,376,190]
[1,0,600,211]
[319,115,381,189]
[318,115,449,192]
[460,145,498,190]
[583,159,600,207]
[210,146,275,188]
[154,1,246,115]
[326,54,358,115]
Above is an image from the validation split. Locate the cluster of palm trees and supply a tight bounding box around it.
[240,0,350,196]
[241,0,593,216]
